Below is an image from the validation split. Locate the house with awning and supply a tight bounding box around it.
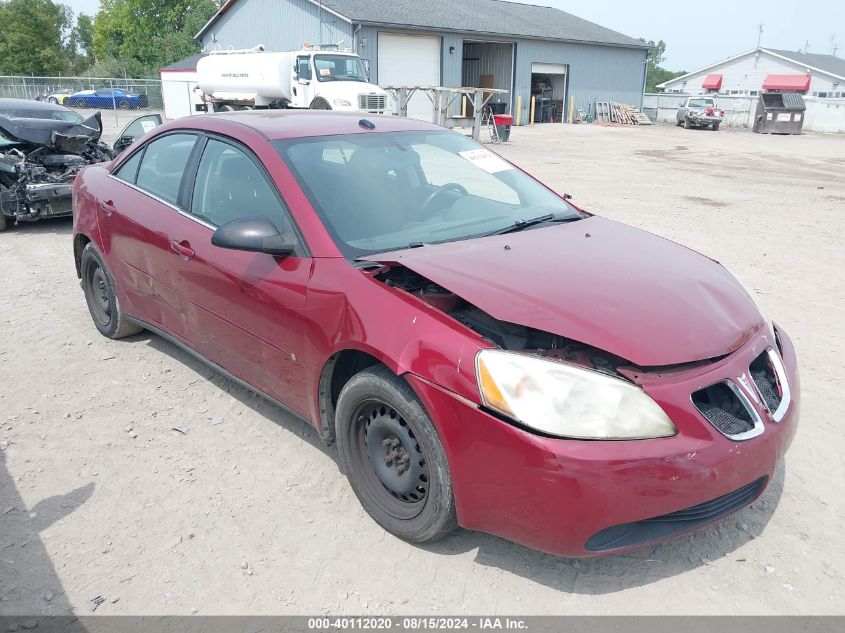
[656,47,844,97]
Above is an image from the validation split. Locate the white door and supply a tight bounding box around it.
[378,33,441,122]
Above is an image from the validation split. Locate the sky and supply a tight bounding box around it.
[62,0,844,72]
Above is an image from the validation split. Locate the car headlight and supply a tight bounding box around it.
[476,350,676,440]
[332,98,352,106]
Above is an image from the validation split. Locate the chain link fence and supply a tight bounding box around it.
[0,75,163,111]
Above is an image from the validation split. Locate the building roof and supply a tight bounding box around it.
[161,53,207,72]
[765,48,845,81]
[196,0,647,49]
[657,47,845,88]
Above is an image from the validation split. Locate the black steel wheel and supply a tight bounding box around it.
[336,365,457,542]
[80,243,142,339]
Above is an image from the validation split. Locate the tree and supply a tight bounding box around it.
[0,0,72,75]
[93,0,217,76]
[638,38,686,93]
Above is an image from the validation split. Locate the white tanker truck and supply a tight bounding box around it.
[195,45,388,114]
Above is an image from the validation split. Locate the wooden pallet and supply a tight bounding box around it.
[594,100,652,125]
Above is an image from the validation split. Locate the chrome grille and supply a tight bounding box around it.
[358,93,386,112]
[750,348,790,421]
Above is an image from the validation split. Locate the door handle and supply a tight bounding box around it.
[100,199,116,217]
[170,239,195,261]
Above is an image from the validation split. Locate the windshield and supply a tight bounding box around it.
[0,108,83,123]
[688,98,715,108]
[313,54,367,82]
[276,131,582,258]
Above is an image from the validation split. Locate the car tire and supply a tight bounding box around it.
[118,100,130,109]
[309,97,332,110]
[80,243,143,339]
[683,118,691,129]
[712,123,720,131]
[0,213,7,232]
[335,365,457,543]
[48,97,58,104]
[74,98,86,108]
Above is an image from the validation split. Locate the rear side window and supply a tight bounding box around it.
[135,133,197,205]
[113,149,143,184]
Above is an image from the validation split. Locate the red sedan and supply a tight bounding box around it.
[72,111,798,557]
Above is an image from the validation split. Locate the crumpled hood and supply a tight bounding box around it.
[0,111,103,152]
[370,216,764,366]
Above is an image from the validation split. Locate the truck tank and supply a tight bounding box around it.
[196,51,296,106]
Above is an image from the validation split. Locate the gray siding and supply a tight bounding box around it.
[513,39,647,123]
[199,0,353,52]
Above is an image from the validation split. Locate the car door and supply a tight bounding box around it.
[166,135,311,412]
[99,132,201,342]
[112,113,164,156]
[290,56,312,108]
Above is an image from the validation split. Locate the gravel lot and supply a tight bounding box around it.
[1,121,843,616]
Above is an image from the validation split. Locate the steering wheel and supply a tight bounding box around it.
[421,182,468,215]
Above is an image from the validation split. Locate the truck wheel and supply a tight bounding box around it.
[310,98,332,110]
[335,365,457,543]
[80,243,143,339]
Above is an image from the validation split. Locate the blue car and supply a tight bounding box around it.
[67,88,148,110]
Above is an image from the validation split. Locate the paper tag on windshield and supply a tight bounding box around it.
[458,149,513,174]
[140,120,157,133]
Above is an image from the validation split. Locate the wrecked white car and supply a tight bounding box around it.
[0,99,161,232]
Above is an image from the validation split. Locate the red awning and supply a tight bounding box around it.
[702,73,723,90]
[762,74,811,91]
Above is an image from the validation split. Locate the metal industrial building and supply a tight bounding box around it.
[657,48,845,98]
[195,0,648,123]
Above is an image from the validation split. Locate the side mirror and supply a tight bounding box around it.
[112,135,135,156]
[211,217,297,257]
[678,101,685,107]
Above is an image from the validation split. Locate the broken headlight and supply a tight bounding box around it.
[476,350,677,440]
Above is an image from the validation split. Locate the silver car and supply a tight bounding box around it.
[676,96,724,130]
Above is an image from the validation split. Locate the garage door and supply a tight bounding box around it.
[378,33,441,122]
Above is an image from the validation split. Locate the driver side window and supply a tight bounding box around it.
[190,138,289,231]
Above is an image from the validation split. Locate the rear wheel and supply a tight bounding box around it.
[118,99,130,109]
[48,97,58,104]
[0,214,7,232]
[80,243,142,339]
[712,123,720,131]
[310,97,332,110]
[336,365,457,543]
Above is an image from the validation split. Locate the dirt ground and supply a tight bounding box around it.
[1,122,844,616]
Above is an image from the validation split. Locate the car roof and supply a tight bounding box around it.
[0,98,72,112]
[167,110,443,141]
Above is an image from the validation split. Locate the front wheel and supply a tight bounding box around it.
[118,99,130,109]
[74,98,86,108]
[309,97,332,110]
[683,118,691,129]
[712,123,720,131]
[336,365,457,543]
[0,213,7,232]
[48,97,58,104]
[80,243,143,339]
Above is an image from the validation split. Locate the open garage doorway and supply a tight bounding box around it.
[531,62,567,123]
[461,41,514,117]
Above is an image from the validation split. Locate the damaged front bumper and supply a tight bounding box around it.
[0,179,74,223]
[406,325,799,557]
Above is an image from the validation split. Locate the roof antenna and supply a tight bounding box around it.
[830,34,838,57]
[754,23,763,67]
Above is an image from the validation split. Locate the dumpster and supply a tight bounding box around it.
[493,114,513,141]
[753,92,806,135]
